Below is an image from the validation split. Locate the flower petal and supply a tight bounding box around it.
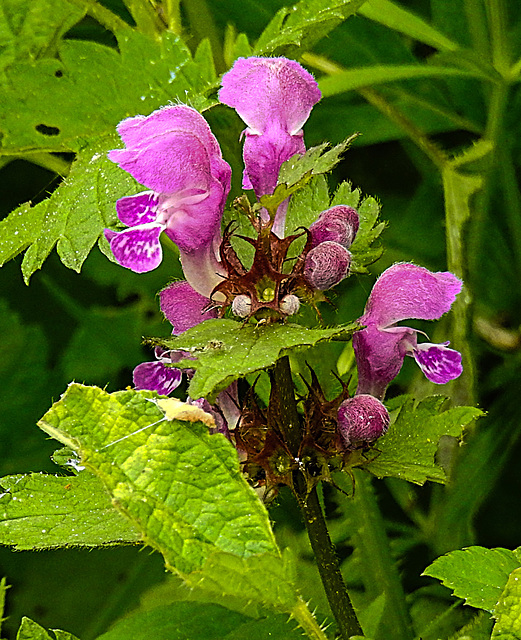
[337,394,390,449]
[242,125,304,197]
[219,57,321,135]
[304,241,351,290]
[411,342,463,383]
[109,130,212,195]
[309,205,359,248]
[133,361,182,395]
[116,191,159,226]
[353,324,416,399]
[159,281,218,334]
[104,223,163,273]
[362,263,462,328]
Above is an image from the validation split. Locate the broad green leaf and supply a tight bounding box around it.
[423,547,521,612]
[153,319,358,400]
[0,30,214,154]
[15,617,80,640]
[95,602,304,640]
[0,471,140,549]
[37,385,297,610]
[491,567,521,638]
[254,0,366,56]
[359,0,459,51]
[318,64,485,98]
[0,134,137,283]
[365,396,483,485]
[279,138,356,187]
[0,0,85,75]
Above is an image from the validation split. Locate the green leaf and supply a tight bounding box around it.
[491,567,521,639]
[15,617,80,640]
[318,64,485,98]
[358,0,459,51]
[37,385,298,611]
[259,137,356,213]
[0,471,141,550]
[254,0,366,56]
[0,30,214,154]
[95,602,304,640]
[0,0,85,76]
[0,134,138,282]
[423,546,521,613]
[365,396,483,485]
[153,319,358,401]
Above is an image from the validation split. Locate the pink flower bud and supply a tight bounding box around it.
[304,241,351,291]
[309,206,359,249]
[337,394,390,449]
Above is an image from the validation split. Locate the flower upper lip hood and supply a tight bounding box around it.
[219,56,321,237]
[105,105,231,280]
[218,57,322,137]
[353,263,463,399]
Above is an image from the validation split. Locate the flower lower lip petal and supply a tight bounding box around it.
[105,223,164,273]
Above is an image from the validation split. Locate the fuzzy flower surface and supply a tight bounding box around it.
[219,56,321,235]
[353,263,463,399]
[105,105,231,292]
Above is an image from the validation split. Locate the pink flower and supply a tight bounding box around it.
[105,105,231,295]
[219,57,321,236]
[353,263,463,399]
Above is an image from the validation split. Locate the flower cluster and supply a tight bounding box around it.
[105,55,463,467]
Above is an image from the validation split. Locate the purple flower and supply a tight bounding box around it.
[133,347,186,396]
[353,263,463,399]
[219,57,321,236]
[337,394,390,450]
[105,105,231,294]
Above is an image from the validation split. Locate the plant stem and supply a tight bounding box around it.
[269,357,363,640]
[291,597,331,640]
[350,471,413,639]
[295,482,363,639]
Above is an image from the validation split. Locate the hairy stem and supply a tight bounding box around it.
[269,357,363,639]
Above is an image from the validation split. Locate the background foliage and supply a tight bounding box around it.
[1,0,520,638]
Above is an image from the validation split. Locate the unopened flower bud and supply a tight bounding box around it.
[309,206,359,249]
[280,294,300,315]
[231,294,252,318]
[337,394,390,450]
[304,241,351,291]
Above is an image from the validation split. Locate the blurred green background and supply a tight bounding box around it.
[1,0,520,637]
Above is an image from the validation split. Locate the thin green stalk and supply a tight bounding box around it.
[464,0,490,57]
[183,0,224,73]
[69,0,132,33]
[122,0,165,36]
[269,357,363,640]
[350,471,413,640]
[485,0,511,74]
[163,0,182,34]
[23,152,71,177]
[291,597,330,640]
